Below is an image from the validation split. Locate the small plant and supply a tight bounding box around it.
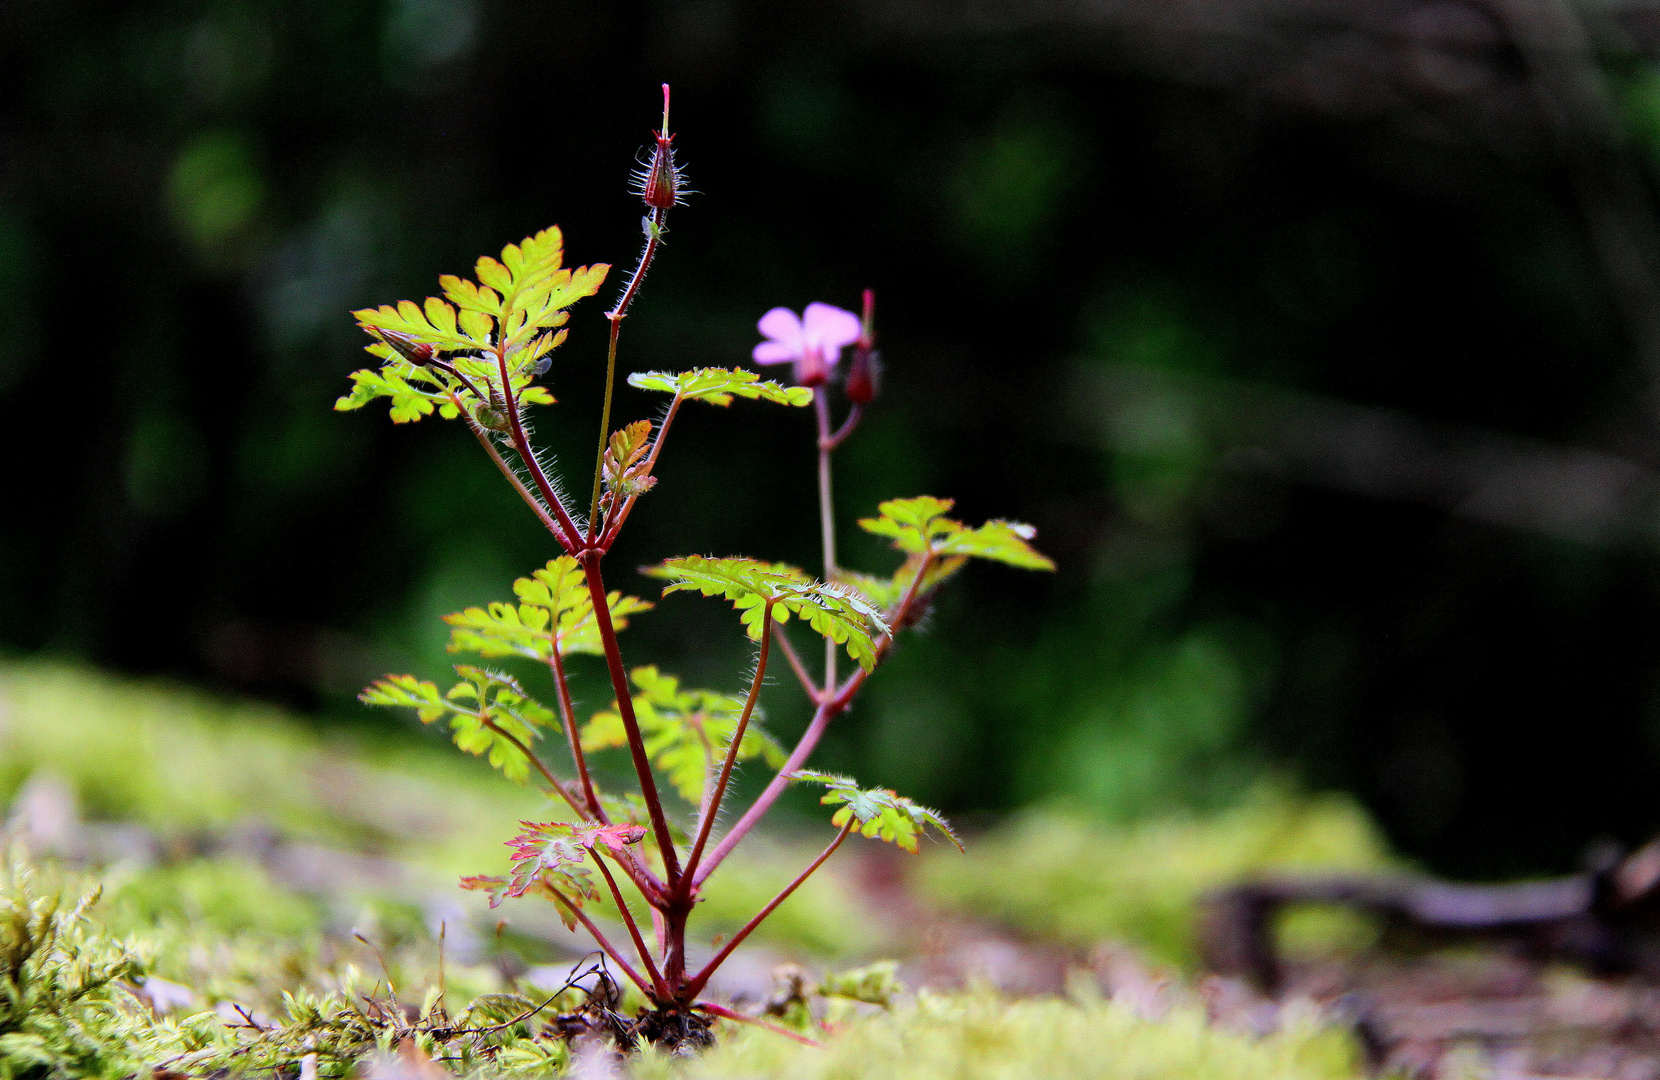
[340,86,1052,1048]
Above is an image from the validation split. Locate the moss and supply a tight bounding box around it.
[639,990,1364,1080]
[916,787,1393,966]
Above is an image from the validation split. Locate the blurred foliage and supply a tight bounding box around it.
[639,989,1363,1080]
[9,0,1660,883]
[918,787,1393,968]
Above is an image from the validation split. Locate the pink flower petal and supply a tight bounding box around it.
[802,302,862,351]
[757,307,804,350]
[752,341,796,364]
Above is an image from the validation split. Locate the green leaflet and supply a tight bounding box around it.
[627,367,814,407]
[859,496,1055,571]
[581,666,786,805]
[602,419,658,500]
[646,555,886,670]
[340,225,605,422]
[443,556,653,662]
[360,667,556,784]
[791,771,962,854]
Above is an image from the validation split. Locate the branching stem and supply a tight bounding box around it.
[693,1002,822,1047]
[770,623,822,703]
[683,821,854,999]
[493,345,582,549]
[693,551,935,887]
[580,554,682,887]
[681,603,773,890]
[477,717,589,822]
[546,887,655,999]
[588,847,671,1002]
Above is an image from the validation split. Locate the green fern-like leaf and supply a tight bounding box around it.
[647,556,887,670]
[627,367,814,407]
[791,770,962,854]
[581,666,786,804]
[340,226,606,423]
[859,496,1054,570]
[443,556,653,663]
[361,667,555,783]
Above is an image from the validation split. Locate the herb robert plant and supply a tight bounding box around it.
[335,85,1053,1050]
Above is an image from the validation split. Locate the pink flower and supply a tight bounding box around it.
[751,302,863,387]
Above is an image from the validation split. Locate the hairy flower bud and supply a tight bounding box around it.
[844,288,879,404]
[379,329,435,366]
[632,84,686,211]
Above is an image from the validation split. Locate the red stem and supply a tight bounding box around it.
[548,644,604,820]
[588,847,671,1002]
[683,822,854,999]
[546,887,655,999]
[822,404,863,451]
[458,397,566,539]
[493,346,582,549]
[580,554,682,886]
[479,717,590,822]
[694,1002,822,1047]
[681,603,773,890]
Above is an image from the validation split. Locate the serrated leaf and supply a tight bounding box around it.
[858,496,1055,570]
[334,362,454,423]
[444,556,653,663]
[627,368,814,407]
[602,419,658,501]
[580,666,787,805]
[361,667,555,784]
[790,771,962,854]
[459,819,641,927]
[646,556,887,670]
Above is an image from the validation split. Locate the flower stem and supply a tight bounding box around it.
[814,388,837,691]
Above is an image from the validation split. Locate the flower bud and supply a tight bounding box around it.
[845,346,879,404]
[379,329,435,366]
[633,84,686,211]
[844,288,878,404]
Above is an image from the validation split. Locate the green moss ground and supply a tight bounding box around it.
[0,663,1377,1078]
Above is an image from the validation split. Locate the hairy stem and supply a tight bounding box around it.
[588,204,670,536]
[683,822,854,999]
[478,717,590,822]
[681,604,773,889]
[588,848,671,1002]
[580,554,682,886]
[587,316,623,537]
[493,346,583,549]
[458,397,565,540]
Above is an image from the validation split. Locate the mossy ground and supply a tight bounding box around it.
[0,663,1378,1078]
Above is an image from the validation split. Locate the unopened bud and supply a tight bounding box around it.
[634,84,685,211]
[379,329,435,366]
[845,346,879,404]
[845,288,878,404]
[474,403,511,432]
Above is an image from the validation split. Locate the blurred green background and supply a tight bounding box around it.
[9,0,1660,879]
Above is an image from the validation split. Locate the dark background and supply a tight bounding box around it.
[7,0,1660,878]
